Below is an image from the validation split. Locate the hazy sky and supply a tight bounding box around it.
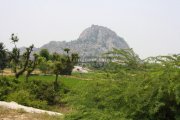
[0,0,180,58]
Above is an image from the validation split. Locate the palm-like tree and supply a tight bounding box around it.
[71,53,79,63]
[11,33,19,48]
[64,48,70,54]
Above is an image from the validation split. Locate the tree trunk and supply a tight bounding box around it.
[55,74,58,84]
[26,72,30,81]
[54,74,59,91]
[15,68,26,78]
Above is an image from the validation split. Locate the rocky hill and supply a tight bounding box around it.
[41,25,130,58]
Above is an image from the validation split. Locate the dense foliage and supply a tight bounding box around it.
[0,76,69,109]
[1,34,180,119]
[38,49,79,76]
[0,43,7,74]
[64,53,180,120]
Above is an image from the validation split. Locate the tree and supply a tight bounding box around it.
[105,48,141,69]
[52,52,79,90]
[38,57,47,74]
[51,53,64,91]
[39,51,79,76]
[16,45,34,78]
[39,49,50,60]
[71,53,79,63]
[52,52,61,61]
[64,48,70,55]
[53,61,63,91]
[0,43,7,76]
[60,56,75,75]
[60,49,79,75]
[38,57,54,75]
[10,34,34,79]
[25,54,39,81]
[11,33,19,48]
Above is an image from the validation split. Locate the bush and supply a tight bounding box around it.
[65,65,180,120]
[26,79,62,105]
[7,90,48,109]
[0,77,18,100]
[0,76,69,110]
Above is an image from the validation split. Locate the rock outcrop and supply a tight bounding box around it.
[23,25,130,58]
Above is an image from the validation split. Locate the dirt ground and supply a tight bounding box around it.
[0,69,14,76]
[0,69,41,76]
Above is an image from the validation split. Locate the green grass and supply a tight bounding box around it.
[2,68,180,120]
[16,74,90,89]
[14,72,110,90]
[0,73,133,120]
[72,71,111,80]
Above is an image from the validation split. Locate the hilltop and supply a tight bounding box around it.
[40,25,130,57]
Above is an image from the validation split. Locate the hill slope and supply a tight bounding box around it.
[41,25,130,57]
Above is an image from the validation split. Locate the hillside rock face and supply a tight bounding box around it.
[41,25,130,58]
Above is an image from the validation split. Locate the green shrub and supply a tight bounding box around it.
[26,79,62,105]
[7,90,48,109]
[0,77,18,100]
[0,76,69,110]
[65,65,180,120]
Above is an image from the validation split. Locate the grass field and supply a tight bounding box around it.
[1,66,180,119]
[0,70,112,119]
[1,68,143,120]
